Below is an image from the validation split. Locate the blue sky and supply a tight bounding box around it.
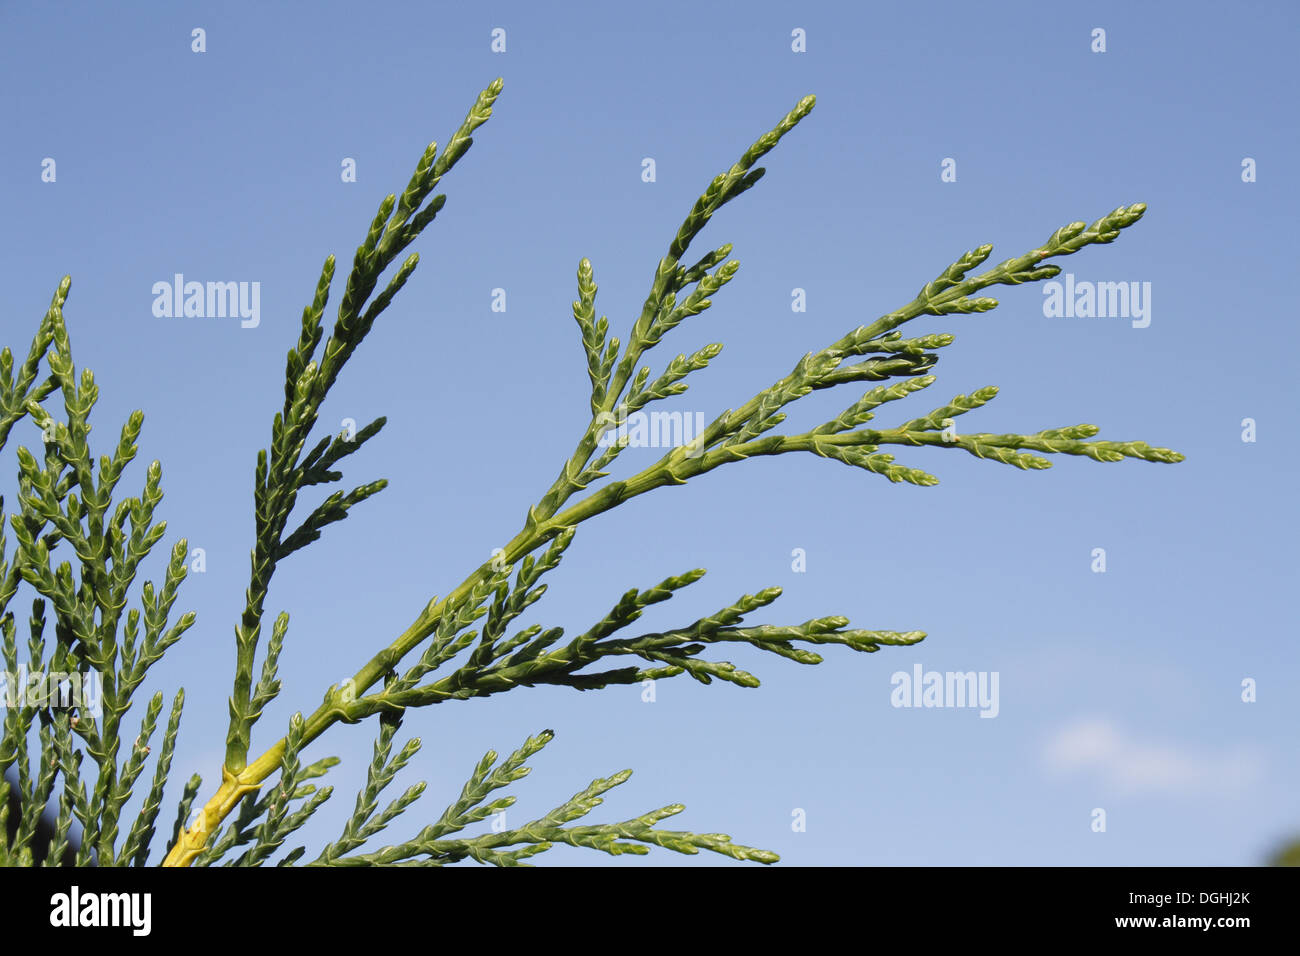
[1,0,1296,866]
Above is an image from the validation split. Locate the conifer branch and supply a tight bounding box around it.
[162,82,1180,867]
[0,77,1183,870]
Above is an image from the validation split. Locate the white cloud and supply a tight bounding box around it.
[1043,718,1263,797]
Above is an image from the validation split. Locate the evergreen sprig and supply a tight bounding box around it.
[325,569,924,715]
[1,282,195,866]
[315,730,779,866]
[0,78,1182,869]
[310,718,424,866]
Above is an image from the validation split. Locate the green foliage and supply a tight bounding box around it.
[0,79,1182,868]
[1267,837,1300,867]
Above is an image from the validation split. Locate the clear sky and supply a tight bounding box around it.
[1,0,1296,866]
